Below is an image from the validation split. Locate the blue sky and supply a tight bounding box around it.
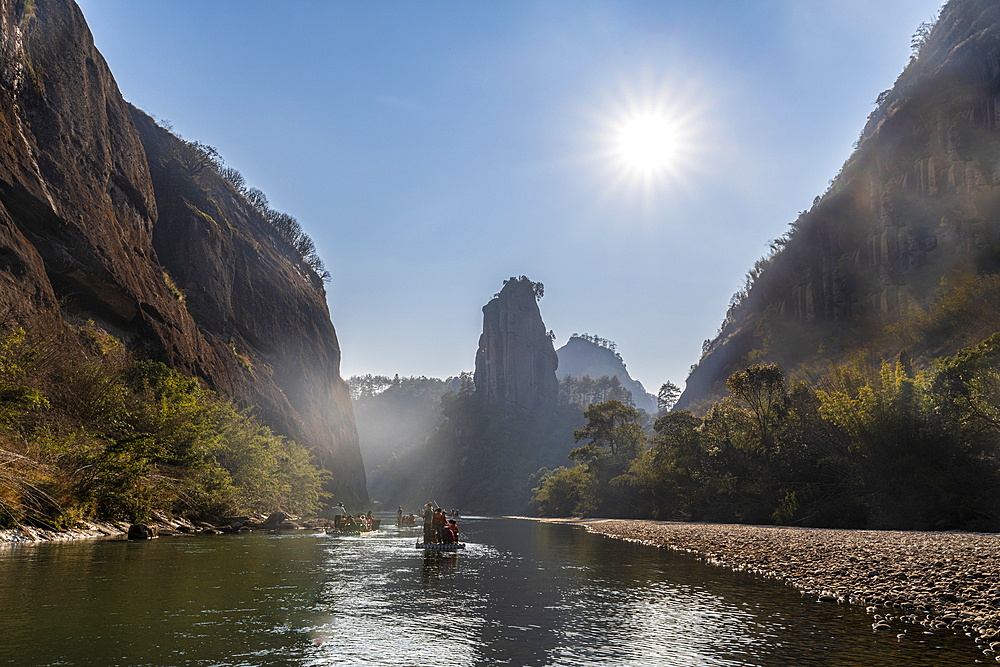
[77,0,944,396]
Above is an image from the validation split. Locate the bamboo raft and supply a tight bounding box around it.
[416,542,465,551]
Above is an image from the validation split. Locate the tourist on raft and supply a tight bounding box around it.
[332,502,346,530]
[432,507,446,543]
[442,519,459,544]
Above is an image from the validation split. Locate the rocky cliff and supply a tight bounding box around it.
[0,0,367,506]
[556,336,656,413]
[474,277,559,417]
[678,0,1000,409]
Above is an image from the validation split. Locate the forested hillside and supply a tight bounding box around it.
[679,0,1000,411]
[531,0,1000,531]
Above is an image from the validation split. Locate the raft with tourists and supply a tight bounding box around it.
[414,502,464,550]
[325,505,380,534]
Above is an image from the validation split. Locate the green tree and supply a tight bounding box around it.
[571,400,645,464]
[657,381,680,414]
[624,410,703,518]
[530,465,592,516]
[726,363,785,454]
[931,332,1000,430]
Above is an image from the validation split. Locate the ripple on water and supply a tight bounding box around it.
[0,518,989,667]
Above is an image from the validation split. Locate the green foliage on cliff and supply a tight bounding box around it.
[145,114,332,289]
[0,322,324,528]
[559,374,634,410]
[533,350,1000,531]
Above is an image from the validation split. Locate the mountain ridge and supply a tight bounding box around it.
[677,0,1000,409]
[556,335,656,413]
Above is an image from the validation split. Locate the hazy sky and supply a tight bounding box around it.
[77,0,943,395]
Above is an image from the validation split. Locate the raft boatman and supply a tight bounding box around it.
[422,503,435,544]
[332,502,346,530]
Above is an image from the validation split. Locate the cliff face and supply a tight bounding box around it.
[0,0,366,506]
[474,278,559,417]
[132,111,367,506]
[0,0,209,365]
[678,0,1000,409]
[555,337,656,413]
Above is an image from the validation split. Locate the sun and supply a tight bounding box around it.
[577,70,717,213]
[616,114,679,172]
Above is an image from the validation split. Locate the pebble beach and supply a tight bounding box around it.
[542,518,1000,658]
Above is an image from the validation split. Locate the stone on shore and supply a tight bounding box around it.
[127,524,158,540]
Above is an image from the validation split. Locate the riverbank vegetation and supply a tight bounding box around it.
[532,337,1000,531]
[0,318,324,529]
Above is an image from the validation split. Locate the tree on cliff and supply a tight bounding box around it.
[502,275,544,301]
[657,381,681,414]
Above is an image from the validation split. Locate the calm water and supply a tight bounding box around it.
[0,517,985,666]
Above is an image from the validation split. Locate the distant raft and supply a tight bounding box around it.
[416,542,466,551]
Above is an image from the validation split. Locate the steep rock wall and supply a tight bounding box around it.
[474,278,558,417]
[0,0,367,506]
[0,0,213,370]
[131,110,367,507]
[678,0,1000,409]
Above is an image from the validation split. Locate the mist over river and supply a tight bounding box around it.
[0,518,982,666]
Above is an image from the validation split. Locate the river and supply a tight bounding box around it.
[0,517,984,666]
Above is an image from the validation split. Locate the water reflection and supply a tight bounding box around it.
[0,518,986,666]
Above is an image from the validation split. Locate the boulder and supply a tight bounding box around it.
[127,524,158,540]
[262,511,291,529]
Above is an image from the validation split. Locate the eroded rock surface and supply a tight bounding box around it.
[474,277,558,417]
[0,0,366,505]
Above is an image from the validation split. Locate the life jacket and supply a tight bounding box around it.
[432,510,445,528]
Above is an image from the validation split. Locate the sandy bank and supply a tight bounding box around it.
[540,518,1000,657]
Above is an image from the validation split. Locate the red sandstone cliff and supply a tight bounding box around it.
[0,0,367,506]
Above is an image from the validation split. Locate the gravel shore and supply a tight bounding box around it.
[542,518,1000,657]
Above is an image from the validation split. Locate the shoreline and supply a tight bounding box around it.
[0,521,128,544]
[0,512,332,544]
[536,517,1000,657]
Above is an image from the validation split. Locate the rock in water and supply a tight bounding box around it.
[262,512,290,529]
[127,524,158,540]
